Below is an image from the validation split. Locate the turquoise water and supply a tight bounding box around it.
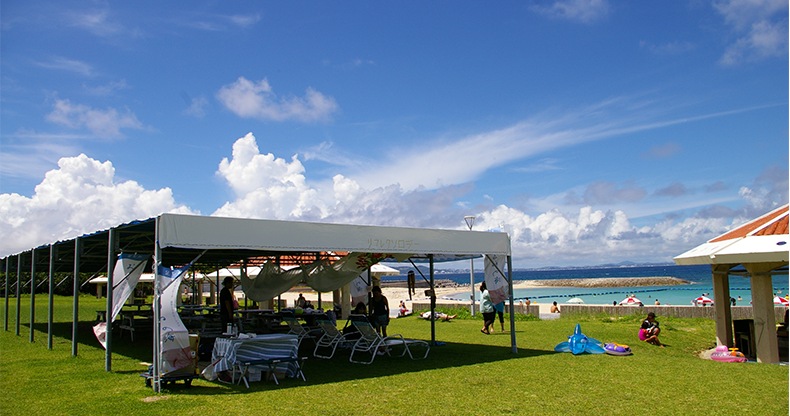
[387,265,789,306]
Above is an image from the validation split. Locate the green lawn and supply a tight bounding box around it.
[1,296,787,415]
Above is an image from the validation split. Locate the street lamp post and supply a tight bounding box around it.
[464,216,476,317]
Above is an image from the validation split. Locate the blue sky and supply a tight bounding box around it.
[1,1,788,267]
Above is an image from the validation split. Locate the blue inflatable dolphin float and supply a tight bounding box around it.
[554,323,606,355]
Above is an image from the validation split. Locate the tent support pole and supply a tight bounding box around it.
[16,254,22,336]
[72,237,81,357]
[153,218,162,392]
[105,228,117,372]
[508,255,517,353]
[29,248,36,343]
[48,244,55,350]
[4,256,9,332]
[428,254,436,346]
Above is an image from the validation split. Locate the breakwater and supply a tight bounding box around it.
[518,276,691,287]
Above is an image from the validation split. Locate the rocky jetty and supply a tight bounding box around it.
[516,276,691,288]
[381,279,460,289]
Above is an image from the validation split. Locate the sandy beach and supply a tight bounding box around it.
[269,280,560,315]
[264,276,692,316]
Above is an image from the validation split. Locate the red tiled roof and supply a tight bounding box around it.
[711,205,789,243]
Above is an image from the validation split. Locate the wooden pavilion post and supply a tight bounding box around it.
[745,262,781,363]
[711,264,733,347]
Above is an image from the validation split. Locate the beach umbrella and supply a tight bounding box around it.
[618,296,642,306]
[693,296,713,306]
[566,297,585,304]
[773,296,789,306]
[370,263,400,276]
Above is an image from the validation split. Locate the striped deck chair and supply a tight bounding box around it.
[313,319,353,359]
[349,320,430,364]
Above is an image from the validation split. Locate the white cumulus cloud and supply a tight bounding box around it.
[4,133,785,267]
[213,133,325,219]
[0,154,193,256]
[714,0,788,65]
[216,77,339,122]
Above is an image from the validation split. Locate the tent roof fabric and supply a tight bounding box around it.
[158,213,510,256]
[2,213,510,274]
[674,204,789,266]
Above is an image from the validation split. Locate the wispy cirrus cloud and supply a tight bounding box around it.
[170,12,261,31]
[531,0,610,23]
[0,137,81,180]
[35,56,96,77]
[64,8,142,38]
[83,79,130,96]
[341,99,774,193]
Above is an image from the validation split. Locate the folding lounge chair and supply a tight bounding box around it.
[349,320,430,364]
[313,319,353,359]
[282,315,321,349]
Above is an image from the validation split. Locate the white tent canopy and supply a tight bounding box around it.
[157,213,510,256]
[148,213,516,391]
[1,212,515,393]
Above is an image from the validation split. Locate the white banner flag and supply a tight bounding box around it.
[93,253,148,349]
[158,264,193,375]
[350,275,371,307]
[110,253,148,322]
[484,254,508,305]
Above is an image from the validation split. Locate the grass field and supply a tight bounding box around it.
[1,295,787,415]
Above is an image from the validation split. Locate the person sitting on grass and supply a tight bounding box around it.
[398,300,410,317]
[420,311,457,321]
[639,312,664,347]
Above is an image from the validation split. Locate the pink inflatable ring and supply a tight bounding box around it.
[710,345,746,363]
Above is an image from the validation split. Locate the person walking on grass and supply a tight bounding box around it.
[479,282,495,334]
[494,301,506,332]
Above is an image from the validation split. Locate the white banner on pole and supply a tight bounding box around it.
[92,253,147,349]
[350,275,370,307]
[484,254,508,305]
[158,264,193,375]
[110,253,148,322]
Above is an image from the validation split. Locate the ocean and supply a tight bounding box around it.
[382,264,789,306]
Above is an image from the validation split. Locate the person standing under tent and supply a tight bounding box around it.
[479,282,495,335]
[407,270,416,300]
[370,286,390,337]
[219,276,235,330]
